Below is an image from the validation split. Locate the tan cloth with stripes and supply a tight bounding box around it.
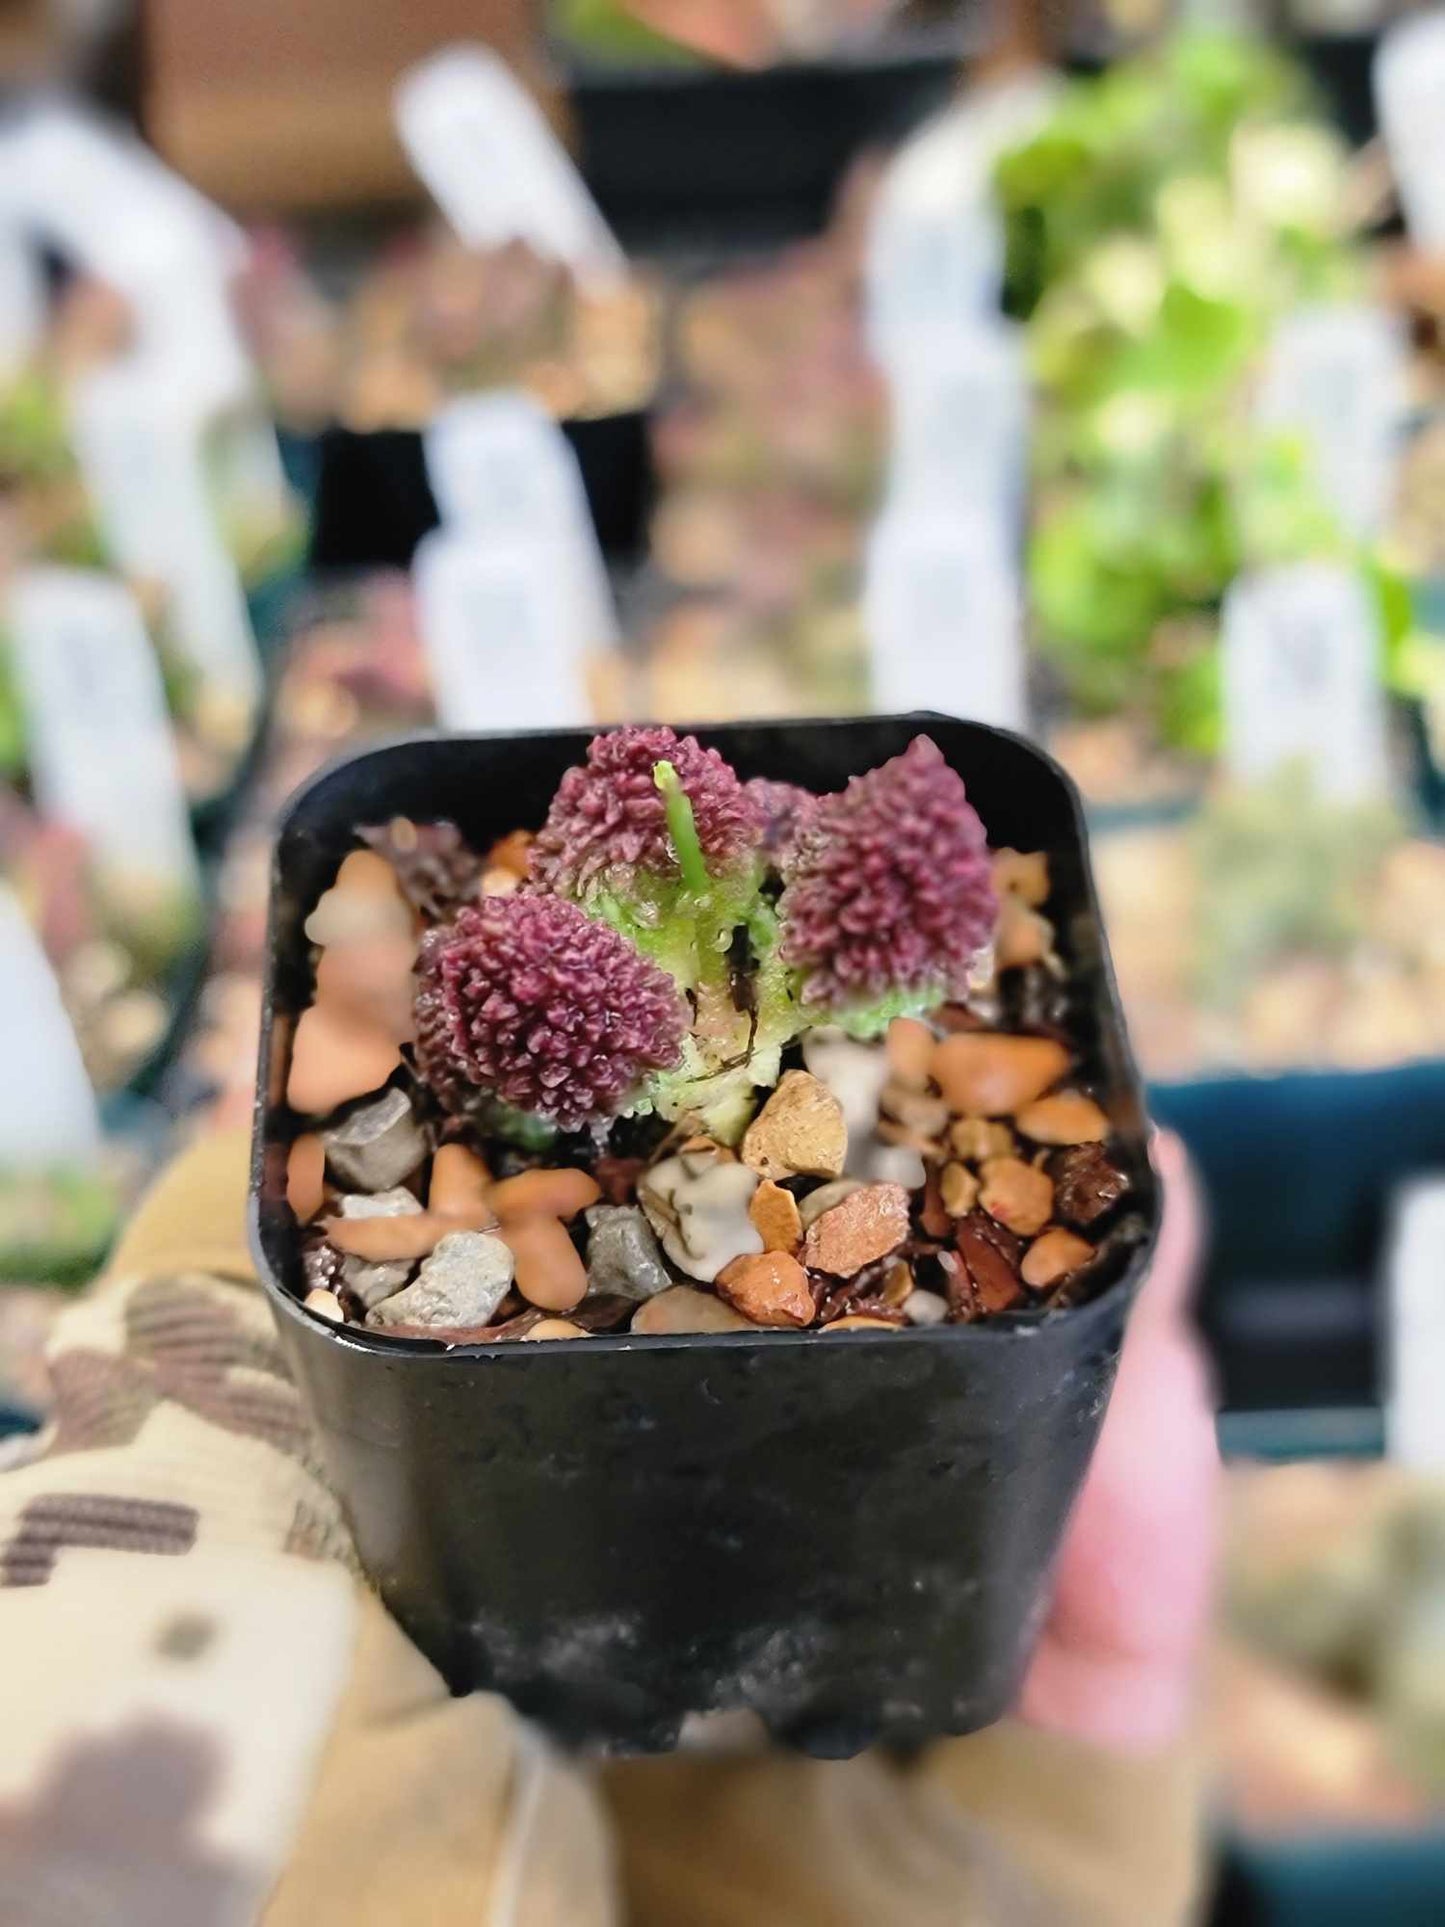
[0,1133,1202,1925]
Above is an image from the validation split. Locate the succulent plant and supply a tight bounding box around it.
[778,737,997,1031]
[414,893,687,1132]
[415,730,1001,1142]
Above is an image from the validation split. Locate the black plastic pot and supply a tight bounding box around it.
[306,411,655,574]
[250,715,1159,1755]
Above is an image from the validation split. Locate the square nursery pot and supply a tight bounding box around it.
[250,715,1161,1756]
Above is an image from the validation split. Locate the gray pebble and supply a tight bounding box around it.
[343,1255,414,1310]
[337,1187,423,1311]
[338,1186,422,1220]
[324,1090,427,1193]
[584,1205,672,1302]
[367,1232,515,1331]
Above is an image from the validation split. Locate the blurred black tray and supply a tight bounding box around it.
[307,411,654,573]
[563,38,965,252]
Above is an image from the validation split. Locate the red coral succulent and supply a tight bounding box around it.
[413,894,686,1131]
[778,736,997,1013]
[529,725,763,898]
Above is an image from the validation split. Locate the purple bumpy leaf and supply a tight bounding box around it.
[414,894,686,1131]
[779,736,997,1012]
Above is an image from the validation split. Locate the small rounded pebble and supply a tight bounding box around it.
[314,931,417,1043]
[803,1182,911,1276]
[880,1261,914,1308]
[287,1004,403,1116]
[631,1287,758,1334]
[1051,1144,1129,1227]
[993,849,1050,906]
[931,1033,1070,1117]
[638,1157,762,1283]
[797,1178,862,1230]
[740,1070,847,1181]
[994,895,1053,970]
[490,1168,603,1222]
[903,1289,949,1326]
[979,1157,1054,1237]
[506,1214,588,1312]
[880,1084,950,1140]
[1014,1092,1110,1146]
[524,1319,588,1340]
[715,1251,814,1328]
[885,1017,936,1090]
[940,1162,980,1218]
[303,851,413,947]
[949,1117,1016,1163]
[325,1213,454,1263]
[303,1288,344,1323]
[367,1230,515,1330]
[286,1135,326,1223]
[1022,1227,1095,1290]
[748,1179,803,1254]
[322,1088,426,1193]
[428,1143,494,1219]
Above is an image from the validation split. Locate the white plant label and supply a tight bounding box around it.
[69,367,262,705]
[0,225,42,380]
[1221,562,1388,802]
[1377,13,1445,248]
[1256,305,1407,543]
[0,886,101,1167]
[414,529,590,732]
[865,69,1057,372]
[864,507,1026,730]
[423,391,617,655]
[395,45,624,287]
[1387,1177,1445,1470]
[0,100,249,407]
[886,318,1031,532]
[6,568,201,901]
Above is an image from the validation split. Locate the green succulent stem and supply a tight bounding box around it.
[653,760,709,895]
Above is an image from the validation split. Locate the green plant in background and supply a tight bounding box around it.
[1189,763,1400,1010]
[997,30,1377,758]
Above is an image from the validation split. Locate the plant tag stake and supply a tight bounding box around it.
[1377,13,1445,248]
[865,70,1056,373]
[0,100,250,409]
[418,393,616,730]
[886,318,1031,532]
[1221,562,1388,803]
[0,885,101,1167]
[864,506,1025,730]
[1256,304,1407,543]
[395,45,624,288]
[69,366,263,707]
[6,567,201,903]
[1387,1177,1445,1470]
[414,531,588,731]
[0,224,42,380]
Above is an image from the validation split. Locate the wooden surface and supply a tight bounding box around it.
[143,0,552,211]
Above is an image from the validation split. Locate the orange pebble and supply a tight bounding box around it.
[286,1134,326,1223]
[429,1142,494,1218]
[286,1005,402,1116]
[490,1167,601,1222]
[325,1213,454,1262]
[505,1214,588,1313]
